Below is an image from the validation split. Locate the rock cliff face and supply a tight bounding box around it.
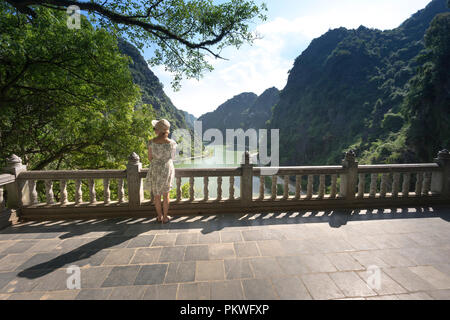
[198,87,279,134]
[268,0,449,165]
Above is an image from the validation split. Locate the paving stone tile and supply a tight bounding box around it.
[159,246,186,263]
[196,260,225,281]
[256,240,287,257]
[372,249,416,267]
[102,249,136,266]
[234,242,260,258]
[177,282,210,300]
[350,251,390,269]
[310,237,355,253]
[7,292,44,300]
[0,272,17,290]
[242,229,282,241]
[197,232,221,244]
[383,267,436,292]
[151,234,177,247]
[130,248,161,264]
[1,240,37,254]
[405,233,448,247]
[82,237,131,250]
[211,280,244,300]
[209,243,235,260]
[408,266,450,290]
[220,231,243,243]
[356,269,407,295]
[396,292,434,300]
[80,267,113,288]
[326,253,365,271]
[1,272,42,293]
[126,235,155,248]
[101,265,141,287]
[26,239,61,253]
[300,254,337,273]
[342,235,379,251]
[271,276,312,300]
[241,279,278,300]
[329,271,376,297]
[426,289,450,300]
[275,256,310,275]
[164,261,196,283]
[32,269,73,292]
[134,264,168,286]
[224,259,254,280]
[249,257,284,278]
[40,290,81,300]
[366,295,399,300]
[108,286,147,300]
[184,245,209,261]
[143,284,178,300]
[175,233,199,245]
[76,288,113,300]
[301,273,345,300]
[14,252,60,271]
[282,239,316,255]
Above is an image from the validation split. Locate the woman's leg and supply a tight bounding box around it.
[154,194,163,221]
[162,192,170,223]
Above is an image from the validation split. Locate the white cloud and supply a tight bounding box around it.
[152,0,432,118]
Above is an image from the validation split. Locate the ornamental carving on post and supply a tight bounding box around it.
[6,154,22,167]
[128,152,140,165]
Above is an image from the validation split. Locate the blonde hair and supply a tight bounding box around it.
[152,119,170,136]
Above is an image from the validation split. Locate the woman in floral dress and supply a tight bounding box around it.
[144,119,177,223]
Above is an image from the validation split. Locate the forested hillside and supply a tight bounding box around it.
[268,0,450,166]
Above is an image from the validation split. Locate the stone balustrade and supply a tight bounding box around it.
[1,150,449,221]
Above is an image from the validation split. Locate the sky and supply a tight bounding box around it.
[144,0,432,118]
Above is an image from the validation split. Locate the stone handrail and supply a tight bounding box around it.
[1,149,449,221]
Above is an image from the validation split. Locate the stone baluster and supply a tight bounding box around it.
[60,180,68,205]
[271,175,277,200]
[75,180,83,204]
[380,173,388,198]
[45,180,55,204]
[369,174,377,198]
[0,187,4,211]
[229,176,235,200]
[283,175,289,200]
[306,175,313,199]
[392,173,400,198]
[176,177,182,202]
[29,180,38,205]
[432,150,450,198]
[422,172,431,196]
[203,176,209,201]
[259,176,264,200]
[295,175,302,200]
[415,172,423,196]
[189,176,195,201]
[103,178,110,204]
[330,174,337,199]
[318,175,325,199]
[126,152,143,208]
[240,151,254,205]
[402,173,410,197]
[217,176,222,201]
[88,178,96,204]
[118,179,125,203]
[340,150,358,200]
[2,155,30,212]
[357,173,365,199]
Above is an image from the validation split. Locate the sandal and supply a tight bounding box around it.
[156,216,163,223]
[162,216,170,224]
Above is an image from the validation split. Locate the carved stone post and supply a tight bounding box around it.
[340,150,358,201]
[2,155,30,210]
[126,152,143,209]
[240,151,255,206]
[432,149,450,198]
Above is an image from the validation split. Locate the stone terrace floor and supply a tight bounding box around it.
[0,206,449,300]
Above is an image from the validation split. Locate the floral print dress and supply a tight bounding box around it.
[144,139,177,195]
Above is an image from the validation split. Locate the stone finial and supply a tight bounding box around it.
[128,152,140,164]
[6,154,22,166]
[438,149,450,160]
[345,150,356,161]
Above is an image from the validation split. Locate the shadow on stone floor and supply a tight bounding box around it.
[2,205,448,280]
